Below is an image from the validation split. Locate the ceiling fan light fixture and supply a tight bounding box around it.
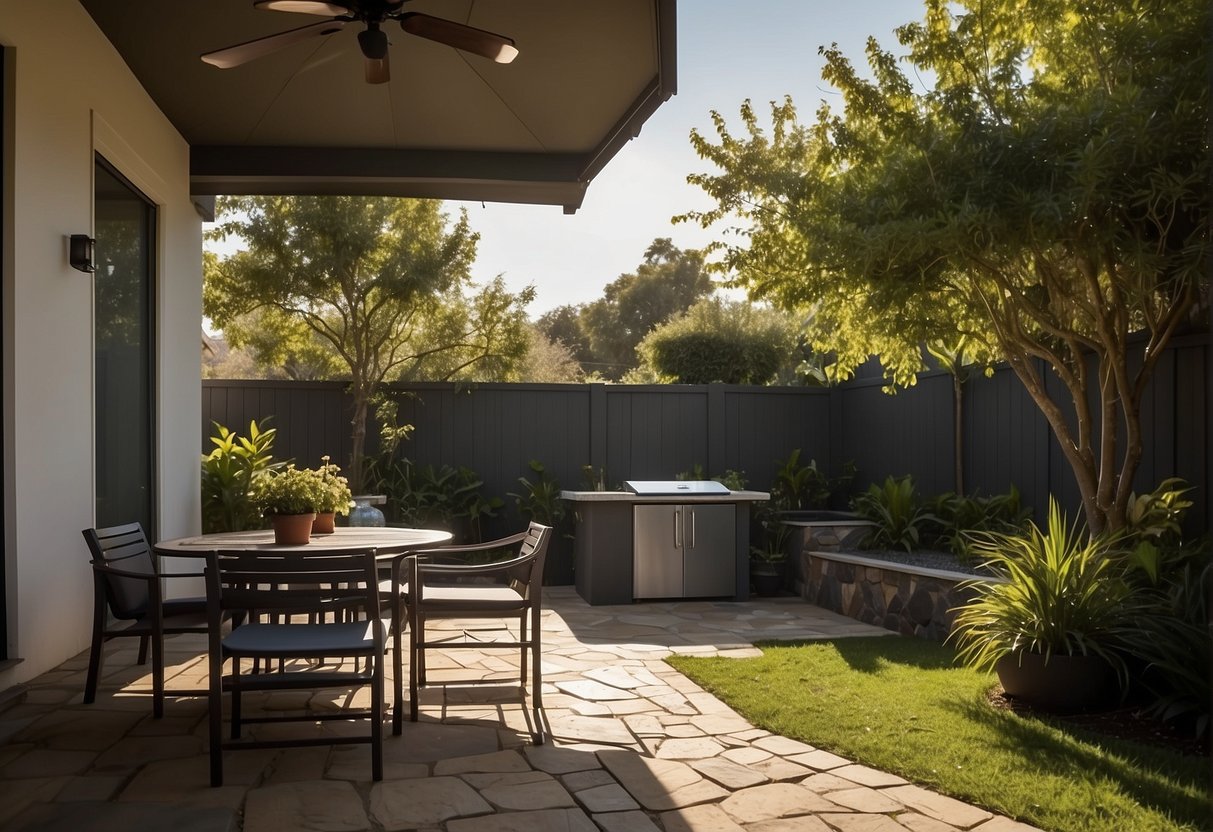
[365,56,390,84]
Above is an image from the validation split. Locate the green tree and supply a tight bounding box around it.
[679,0,1208,533]
[543,238,715,379]
[635,298,798,385]
[205,195,531,491]
[536,304,591,365]
[513,325,583,382]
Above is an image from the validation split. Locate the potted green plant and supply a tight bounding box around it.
[948,499,1137,712]
[749,507,791,596]
[249,465,328,545]
[509,460,570,584]
[311,455,353,534]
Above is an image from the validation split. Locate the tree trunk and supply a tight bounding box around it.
[348,390,369,495]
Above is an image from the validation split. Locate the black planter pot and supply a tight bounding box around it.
[750,567,783,597]
[995,650,1116,713]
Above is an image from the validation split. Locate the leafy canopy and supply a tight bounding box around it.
[205,195,533,490]
[678,0,1209,531]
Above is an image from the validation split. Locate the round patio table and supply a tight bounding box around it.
[154,526,452,558]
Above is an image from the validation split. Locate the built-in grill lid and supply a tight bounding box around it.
[624,480,732,496]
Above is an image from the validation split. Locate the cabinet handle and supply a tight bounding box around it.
[674,509,681,548]
[689,510,696,548]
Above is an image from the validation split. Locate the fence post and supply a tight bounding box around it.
[707,384,726,477]
[589,383,607,477]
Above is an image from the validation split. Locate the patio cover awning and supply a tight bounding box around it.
[79,0,677,214]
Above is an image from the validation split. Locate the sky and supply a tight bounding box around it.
[203,1,921,321]
[449,0,920,317]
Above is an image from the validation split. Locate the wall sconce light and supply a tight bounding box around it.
[69,234,96,273]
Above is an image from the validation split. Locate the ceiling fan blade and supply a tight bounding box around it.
[253,1,350,15]
[365,53,390,84]
[201,19,347,69]
[399,13,518,63]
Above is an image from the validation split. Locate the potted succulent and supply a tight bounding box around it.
[249,465,328,545]
[311,455,353,534]
[948,499,1136,712]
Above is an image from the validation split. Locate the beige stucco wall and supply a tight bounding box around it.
[0,0,201,685]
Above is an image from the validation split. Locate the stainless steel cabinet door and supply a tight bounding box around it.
[682,504,736,598]
[633,504,683,599]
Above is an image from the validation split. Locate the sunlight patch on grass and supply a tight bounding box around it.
[667,637,1209,832]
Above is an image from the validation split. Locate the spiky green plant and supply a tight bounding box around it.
[948,499,1138,686]
[852,475,935,553]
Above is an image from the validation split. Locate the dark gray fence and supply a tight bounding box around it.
[202,332,1209,534]
[202,381,833,537]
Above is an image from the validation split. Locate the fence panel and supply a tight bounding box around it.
[203,332,1207,533]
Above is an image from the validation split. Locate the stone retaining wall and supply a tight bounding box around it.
[802,550,990,641]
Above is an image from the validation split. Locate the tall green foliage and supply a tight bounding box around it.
[949,500,1138,684]
[200,419,279,533]
[634,298,799,384]
[678,0,1209,533]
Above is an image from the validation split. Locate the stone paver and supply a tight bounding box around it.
[688,756,769,789]
[549,714,636,746]
[556,680,640,701]
[1,587,1037,832]
[718,782,838,823]
[821,785,906,814]
[592,809,663,832]
[599,749,729,811]
[462,771,575,810]
[833,763,910,788]
[243,781,367,832]
[370,776,492,828]
[661,803,745,832]
[575,782,639,812]
[821,813,919,832]
[746,818,834,832]
[790,748,852,770]
[448,807,598,832]
[884,785,994,828]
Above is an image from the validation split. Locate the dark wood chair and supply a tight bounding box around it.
[82,523,210,718]
[203,548,386,787]
[391,522,551,741]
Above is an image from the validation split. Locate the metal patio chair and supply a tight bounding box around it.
[82,523,211,718]
[389,522,551,741]
[203,548,386,786]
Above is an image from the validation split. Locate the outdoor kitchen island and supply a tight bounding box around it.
[561,482,770,605]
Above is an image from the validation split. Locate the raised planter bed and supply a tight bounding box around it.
[801,549,1000,641]
[780,512,875,595]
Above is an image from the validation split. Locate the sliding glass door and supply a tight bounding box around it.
[93,158,156,533]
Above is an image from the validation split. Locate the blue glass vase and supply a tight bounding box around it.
[349,495,386,527]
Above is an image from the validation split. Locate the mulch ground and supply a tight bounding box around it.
[986,688,1209,758]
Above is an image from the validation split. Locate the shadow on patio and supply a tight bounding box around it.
[0,589,1031,832]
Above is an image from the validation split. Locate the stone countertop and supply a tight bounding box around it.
[560,490,770,503]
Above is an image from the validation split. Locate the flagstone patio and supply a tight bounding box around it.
[0,588,1040,831]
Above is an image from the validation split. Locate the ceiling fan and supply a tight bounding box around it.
[201,0,518,84]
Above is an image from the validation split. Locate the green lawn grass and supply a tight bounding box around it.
[667,636,1211,832]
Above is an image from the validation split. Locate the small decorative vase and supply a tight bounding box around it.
[349,495,386,528]
[271,513,315,545]
[312,512,336,534]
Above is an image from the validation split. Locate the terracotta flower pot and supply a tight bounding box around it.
[312,512,336,535]
[270,513,315,545]
[995,650,1115,713]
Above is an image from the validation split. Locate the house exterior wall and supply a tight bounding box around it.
[0,0,201,685]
